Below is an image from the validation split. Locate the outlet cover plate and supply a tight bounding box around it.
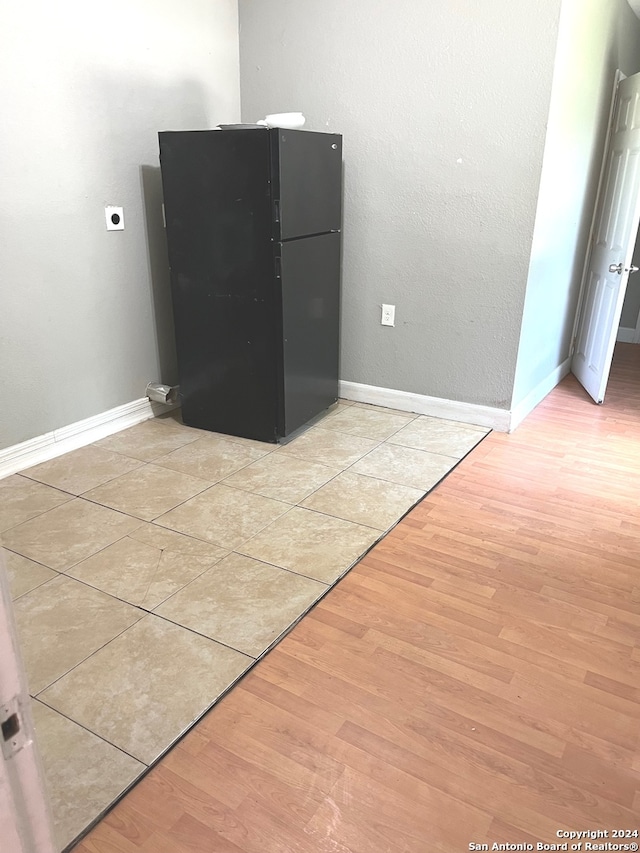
[381,304,395,326]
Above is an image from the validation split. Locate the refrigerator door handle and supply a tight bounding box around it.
[273,199,281,223]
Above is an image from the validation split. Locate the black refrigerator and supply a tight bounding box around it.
[158,127,342,443]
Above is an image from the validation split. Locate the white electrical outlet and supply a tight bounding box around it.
[105,206,125,231]
[381,304,395,326]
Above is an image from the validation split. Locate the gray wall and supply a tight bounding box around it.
[620,230,640,330]
[512,0,640,407]
[0,0,240,450]
[239,0,562,410]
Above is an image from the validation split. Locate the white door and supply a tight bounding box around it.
[572,72,640,403]
[0,550,55,853]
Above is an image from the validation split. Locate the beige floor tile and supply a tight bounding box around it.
[351,443,457,490]
[301,471,424,531]
[319,406,415,441]
[94,419,200,461]
[353,401,420,417]
[39,615,252,765]
[153,409,184,425]
[152,410,206,433]
[21,446,143,496]
[388,415,489,458]
[83,464,209,522]
[239,507,381,584]
[68,525,227,609]
[4,549,58,600]
[305,399,355,426]
[1,498,143,571]
[214,433,279,452]
[222,453,341,503]
[13,574,142,694]
[278,426,379,468]
[0,475,71,533]
[328,398,356,412]
[156,552,326,657]
[154,435,270,483]
[129,523,227,555]
[155,484,290,549]
[154,409,278,450]
[31,700,144,852]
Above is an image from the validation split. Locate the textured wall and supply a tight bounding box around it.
[239,0,561,409]
[512,0,640,407]
[0,0,240,449]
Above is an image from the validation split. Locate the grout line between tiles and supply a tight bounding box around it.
[13,472,79,500]
[152,549,331,616]
[308,422,415,443]
[9,574,61,603]
[32,696,147,768]
[317,403,424,436]
[0,479,76,535]
[153,456,274,484]
[33,605,147,696]
[282,502,386,532]
[268,433,390,506]
[147,609,263,659]
[234,539,386,587]
[78,463,213,508]
[19,457,146,499]
[2,545,59,571]
[75,481,190,523]
[54,525,148,577]
[3,548,64,604]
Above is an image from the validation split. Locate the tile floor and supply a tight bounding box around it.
[0,400,489,851]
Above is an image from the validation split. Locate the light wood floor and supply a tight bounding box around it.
[74,345,640,853]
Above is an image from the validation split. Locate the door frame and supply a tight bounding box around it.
[616,283,640,343]
[570,69,627,359]
[0,550,56,853]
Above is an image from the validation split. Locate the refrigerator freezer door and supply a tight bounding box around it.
[274,129,342,240]
[159,129,279,441]
[279,232,341,435]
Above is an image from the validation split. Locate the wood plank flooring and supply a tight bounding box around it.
[74,345,640,853]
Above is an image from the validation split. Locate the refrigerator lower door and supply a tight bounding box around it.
[177,292,279,442]
[279,232,341,436]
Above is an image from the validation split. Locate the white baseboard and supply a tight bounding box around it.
[0,398,176,480]
[509,356,572,432]
[617,326,637,343]
[339,380,511,431]
[2,368,573,480]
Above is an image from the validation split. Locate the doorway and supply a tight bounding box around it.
[571,70,640,403]
[617,228,640,343]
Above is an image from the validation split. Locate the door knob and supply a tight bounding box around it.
[609,263,623,274]
[628,265,640,274]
